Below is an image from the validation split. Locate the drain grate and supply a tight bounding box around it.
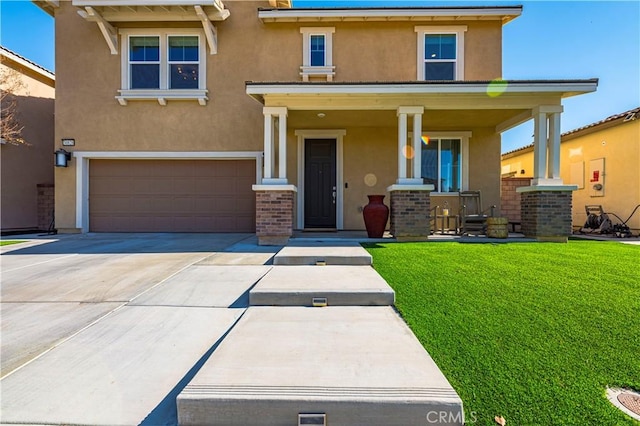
[607,388,640,421]
[618,392,640,416]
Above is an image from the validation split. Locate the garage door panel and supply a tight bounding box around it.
[89,160,255,232]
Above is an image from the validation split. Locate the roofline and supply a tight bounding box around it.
[31,1,59,17]
[258,5,523,23]
[501,106,639,158]
[246,79,598,98]
[0,46,55,84]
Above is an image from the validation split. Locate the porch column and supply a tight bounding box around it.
[262,106,288,185]
[254,106,295,245]
[388,106,431,241]
[412,109,423,181]
[531,105,563,186]
[548,111,561,180]
[518,105,576,242]
[397,111,407,182]
[397,106,424,185]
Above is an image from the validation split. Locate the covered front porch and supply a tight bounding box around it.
[246,80,597,244]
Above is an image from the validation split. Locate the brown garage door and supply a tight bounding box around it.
[89,159,255,232]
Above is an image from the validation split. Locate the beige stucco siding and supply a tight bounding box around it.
[501,119,640,231]
[0,59,55,231]
[53,0,507,231]
[284,121,500,230]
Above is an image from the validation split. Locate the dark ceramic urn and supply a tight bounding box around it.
[363,195,389,238]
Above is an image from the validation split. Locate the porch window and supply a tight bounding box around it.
[118,29,207,105]
[415,26,467,81]
[300,27,335,81]
[421,137,462,193]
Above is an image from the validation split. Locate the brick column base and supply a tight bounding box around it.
[37,183,55,232]
[254,186,296,246]
[519,188,574,242]
[388,188,432,242]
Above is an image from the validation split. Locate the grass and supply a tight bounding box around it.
[0,240,25,246]
[364,240,640,425]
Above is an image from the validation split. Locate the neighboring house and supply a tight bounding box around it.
[502,107,640,232]
[35,0,597,243]
[0,46,55,234]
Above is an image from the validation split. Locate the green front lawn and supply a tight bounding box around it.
[365,240,640,425]
[0,240,25,246]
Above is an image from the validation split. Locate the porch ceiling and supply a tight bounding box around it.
[288,109,527,130]
[248,80,598,133]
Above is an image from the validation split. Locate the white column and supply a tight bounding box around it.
[397,111,407,183]
[278,109,288,183]
[548,111,562,181]
[531,105,564,186]
[532,109,548,185]
[263,111,273,182]
[412,111,423,180]
[263,106,288,185]
[397,106,425,185]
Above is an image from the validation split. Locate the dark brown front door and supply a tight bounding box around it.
[304,139,336,228]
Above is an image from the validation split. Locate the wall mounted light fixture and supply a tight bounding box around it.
[54,148,72,167]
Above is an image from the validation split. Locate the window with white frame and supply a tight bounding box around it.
[300,27,335,81]
[421,133,470,193]
[415,26,467,81]
[119,29,207,105]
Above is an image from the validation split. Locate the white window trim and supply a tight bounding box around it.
[415,25,467,81]
[118,28,208,105]
[73,151,263,233]
[295,129,346,230]
[421,131,470,194]
[300,27,335,81]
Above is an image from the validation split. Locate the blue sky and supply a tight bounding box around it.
[1,0,638,153]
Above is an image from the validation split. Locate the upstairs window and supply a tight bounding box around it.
[119,29,207,105]
[424,34,456,80]
[300,27,335,81]
[415,26,467,81]
[130,36,160,89]
[309,34,326,67]
[168,36,200,89]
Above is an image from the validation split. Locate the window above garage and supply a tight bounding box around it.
[117,29,208,105]
[72,0,229,105]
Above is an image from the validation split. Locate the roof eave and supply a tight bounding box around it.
[258,6,523,24]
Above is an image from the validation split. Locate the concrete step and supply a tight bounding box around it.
[249,266,394,306]
[177,307,464,426]
[273,242,372,266]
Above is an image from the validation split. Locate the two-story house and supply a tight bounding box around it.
[36,0,597,243]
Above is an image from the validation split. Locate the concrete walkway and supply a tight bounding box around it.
[178,241,464,426]
[1,234,463,425]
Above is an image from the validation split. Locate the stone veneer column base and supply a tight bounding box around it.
[517,185,577,243]
[387,185,433,242]
[253,185,297,246]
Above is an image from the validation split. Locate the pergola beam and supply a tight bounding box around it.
[195,5,218,54]
[78,6,118,54]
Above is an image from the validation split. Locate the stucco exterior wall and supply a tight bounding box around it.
[284,123,500,230]
[0,60,55,231]
[53,0,506,231]
[501,119,640,231]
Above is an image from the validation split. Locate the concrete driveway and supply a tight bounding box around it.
[0,233,277,425]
